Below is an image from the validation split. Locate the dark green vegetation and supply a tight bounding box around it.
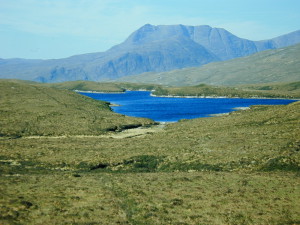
[11,78,300,99]
[241,81,300,91]
[4,77,300,100]
[44,80,125,92]
[0,80,154,137]
[118,43,300,86]
[0,80,299,224]
[43,80,161,93]
[1,172,299,225]
[43,79,300,99]
[153,82,300,99]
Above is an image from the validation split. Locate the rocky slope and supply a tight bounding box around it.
[118,43,300,86]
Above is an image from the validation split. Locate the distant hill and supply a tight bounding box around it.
[45,80,300,99]
[0,80,154,137]
[118,43,300,86]
[43,80,125,92]
[151,82,300,99]
[0,24,299,83]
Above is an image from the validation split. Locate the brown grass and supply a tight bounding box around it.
[0,80,299,224]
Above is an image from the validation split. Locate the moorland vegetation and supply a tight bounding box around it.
[0,80,154,137]
[45,79,300,99]
[0,79,299,224]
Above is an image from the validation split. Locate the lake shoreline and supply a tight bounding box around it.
[75,90,124,94]
[76,89,299,100]
[150,93,300,100]
[79,90,297,123]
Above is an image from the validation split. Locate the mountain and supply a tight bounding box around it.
[0,24,299,83]
[117,43,300,86]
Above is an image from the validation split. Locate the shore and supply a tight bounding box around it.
[75,89,299,100]
[74,90,124,94]
[150,93,299,100]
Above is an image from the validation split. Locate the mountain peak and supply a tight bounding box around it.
[125,24,200,45]
[122,24,246,60]
[0,25,299,82]
[141,23,155,29]
[128,24,158,44]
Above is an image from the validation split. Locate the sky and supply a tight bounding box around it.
[0,0,299,59]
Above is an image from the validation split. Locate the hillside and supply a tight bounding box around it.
[7,79,296,99]
[42,80,162,93]
[1,97,299,224]
[152,82,300,99]
[51,80,300,98]
[119,43,300,86]
[0,80,154,137]
[43,80,125,92]
[5,79,297,99]
[0,25,299,83]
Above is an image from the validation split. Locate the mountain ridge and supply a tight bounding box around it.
[117,43,300,86]
[0,24,299,83]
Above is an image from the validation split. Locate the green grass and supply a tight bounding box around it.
[0,80,299,224]
[0,80,154,137]
[43,80,125,92]
[1,172,299,224]
[1,95,299,173]
[152,82,300,99]
[237,81,300,98]
[241,82,300,91]
[33,79,300,99]
[42,80,162,93]
[7,78,300,99]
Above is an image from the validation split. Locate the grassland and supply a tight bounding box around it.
[42,80,162,93]
[238,81,300,98]
[43,80,125,92]
[0,80,299,224]
[5,79,300,99]
[0,80,154,137]
[42,79,300,99]
[160,82,300,98]
[153,82,300,99]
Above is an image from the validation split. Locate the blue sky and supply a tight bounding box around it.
[1,0,299,59]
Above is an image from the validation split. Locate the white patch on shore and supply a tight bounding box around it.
[74,90,124,94]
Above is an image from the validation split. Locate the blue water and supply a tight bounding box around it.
[80,91,297,122]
